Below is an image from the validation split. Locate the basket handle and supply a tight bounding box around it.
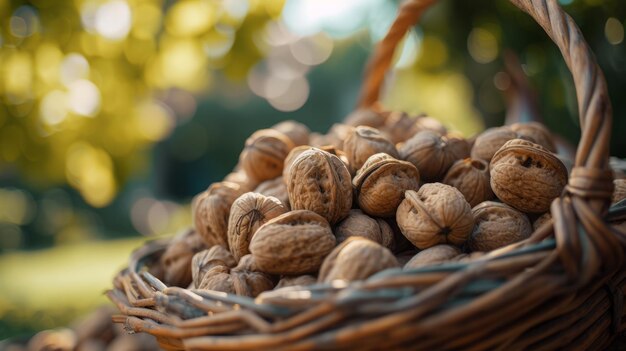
[358,0,622,283]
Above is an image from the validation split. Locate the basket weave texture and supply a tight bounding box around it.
[108,0,626,349]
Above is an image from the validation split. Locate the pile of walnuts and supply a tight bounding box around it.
[157,109,626,298]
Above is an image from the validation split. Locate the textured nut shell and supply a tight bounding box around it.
[344,109,386,128]
[344,126,399,173]
[239,129,294,183]
[443,158,494,207]
[223,171,258,193]
[191,245,237,288]
[471,127,518,162]
[275,275,317,289]
[380,111,420,144]
[318,237,398,283]
[194,252,274,297]
[468,201,532,252]
[193,182,243,248]
[399,131,469,182]
[283,146,349,185]
[249,210,336,275]
[254,177,290,209]
[287,148,352,224]
[510,122,556,152]
[272,120,310,146]
[533,212,552,231]
[324,123,355,150]
[396,184,474,249]
[613,179,626,204]
[353,153,420,217]
[334,209,395,250]
[404,245,461,269]
[490,139,567,213]
[161,229,206,287]
[227,192,287,261]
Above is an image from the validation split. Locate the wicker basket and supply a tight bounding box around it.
[108,0,626,349]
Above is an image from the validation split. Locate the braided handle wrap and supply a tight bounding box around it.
[358,0,622,284]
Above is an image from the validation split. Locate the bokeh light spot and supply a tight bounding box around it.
[605,17,624,45]
[66,142,117,207]
[60,53,90,86]
[10,6,40,38]
[95,0,132,40]
[134,101,175,141]
[68,80,101,117]
[40,90,68,126]
[166,1,214,37]
[468,28,499,64]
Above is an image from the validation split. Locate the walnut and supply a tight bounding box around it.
[223,170,258,193]
[334,209,395,250]
[467,201,532,252]
[396,184,474,249]
[613,179,626,204]
[271,120,310,146]
[399,131,469,182]
[344,108,386,128]
[510,122,556,152]
[160,228,206,287]
[318,237,398,283]
[314,123,354,150]
[490,139,567,213]
[287,148,352,224]
[471,127,519,162]
[238,129,295,183]
[344,126,399,173]
[275,275,317,289]
[381,112,447,144]
[403,245,461,269]
[192,248,275,297]
[249,210,336,275]
[193,181,244,248]
[395,249,419,266]
[227,192,287,261]
[283,146,349,186]
[533,212,552,231]
[254,177,290,209]
[442,158,494,207]
[353,153,420,217]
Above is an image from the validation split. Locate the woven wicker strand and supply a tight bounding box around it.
[109,0,626,349]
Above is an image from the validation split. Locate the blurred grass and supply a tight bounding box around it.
[0,237,152,340]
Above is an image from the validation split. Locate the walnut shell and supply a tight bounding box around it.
[490,139,567,213]
[287,148,352,224]
[272,120,310,146]
[353,153,420,217]
[380,111,420,144]
[275,275,317,289]
[193,182,244,248]
[191,245,237,288]
[403,244,461,269]
[471,127,518,162]
[613,179,626,204]
[223,171,258,193]
[442,158,495,207]
[396,184,474,249]
[344,108,386,128]
[318,237,398,283]
[254,177,290,209]
[249,210,336,275]
[395,249,420,266]
[533,212,552,231]
[510,122,556,152]
[227,192,288,261]
[344,126,399,173]
[334,209,395,250]
[467,201,532,252]
[399,131,469,182]
[239,129,295,183]
[161,228,206,287]
[321,123,355,150]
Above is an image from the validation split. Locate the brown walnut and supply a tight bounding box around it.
[490,139,567,213]
[396,184,474,249]
[533,212,552,231]
[193,181,244,248]
[510,122,556,152]
[275,275,317,289]
[353,153,420,217]
[467,201,532,252]
[318,237,398,283]
[471,127,519,162]
[254,177,290,209]
[334,209,395,250]
[399,131,469,182]
[287,148,352,224]
[160,228,206,287]
[403,244,461,269]
[344,108,386,128]
[227,192,287,261]
[239,129,294,183]
[249,210,336,275]
[613,179,626,204]
[344,126,399,173]
[272,120,310,146]
[223,170,258,193]
[442,158,494,207]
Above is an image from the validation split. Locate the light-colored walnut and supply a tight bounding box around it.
[381,112,447,144]
[320,123,355,150]
[272,120,310,146]
[442,158,494,207]
[613,179,626,204]
[223,170,258,193]
[344,108,386,128]
[334,209,395,250]
[191,245,237,287]
[344,126,399,173]
[471,127,518,162]
[395,249,419,266]
[193,182,244,248]
[239,129,294,183]
[227,192,287,261]
[254,177,290,209]
[283,146,349,185]
[510,122,556,152]
[249,210,336,275]
[318,237,399,283]
[533,212,552,231]
[275,275,317,289]
[396,184,474,249]
[287,148,352,224]
[353,153,420,217]
[490,139,567,213]
[467,201,532,252]
[399,131,469,182]
[403,245,461,269]
[160,228,206,287]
